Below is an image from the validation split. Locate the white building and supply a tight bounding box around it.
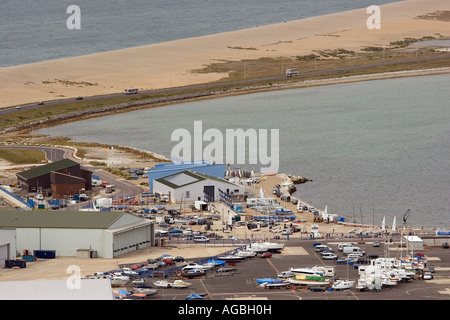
[404,235,424,251]
[0,210,154,260]
[153,170,245,204]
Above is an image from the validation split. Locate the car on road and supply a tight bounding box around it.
[259,252,272,258]
[132,278,145,285]
[15,106,22,109]
[442,242,449,249]
[373,241,381,247]
[76,96,83,100]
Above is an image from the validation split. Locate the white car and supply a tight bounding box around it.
[132,278,145,285]
[35,194,44,200]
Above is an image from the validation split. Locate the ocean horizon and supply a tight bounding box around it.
[1,0,399,68]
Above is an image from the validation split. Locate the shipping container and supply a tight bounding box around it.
[5,260,26,268]
[33,250,56,259]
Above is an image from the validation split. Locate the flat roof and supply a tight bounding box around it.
[0,210,124,229]
[155,170,238,189]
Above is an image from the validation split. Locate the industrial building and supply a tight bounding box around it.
[153,170,245,204]
[16,158,92,197]
[0,210,154,260]
[147,161,226,193]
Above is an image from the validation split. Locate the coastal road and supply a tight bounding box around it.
[2,54,449,115]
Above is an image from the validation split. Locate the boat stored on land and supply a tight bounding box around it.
[172,280,192,289]
[288,274,329,286]
[331,280,355,290]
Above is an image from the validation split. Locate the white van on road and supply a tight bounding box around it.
[193,235,210,243]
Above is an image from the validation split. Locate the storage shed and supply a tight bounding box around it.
[404,235,424,251]
[0,210,154,258]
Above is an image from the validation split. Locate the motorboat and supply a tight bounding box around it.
[356,279,368,291]
[172,280,192,289]
[216,255,246,262]
[288,274,329,286]
[289,267,324,277]
[236,250,257,258]
[257,278,290,288]
[182,263,213,272]
[153,280,172,288]
[207,259,226,267]
[132,287,158,297]
[331,280,355,290]
[181,268,206,278]
[248,242,284,253]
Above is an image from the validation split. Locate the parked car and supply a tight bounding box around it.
[423,272,433,280]
[132,278,145,285]
[259,252,272,259]
[310,286,326,292]
[442,242,449,249]
[172,256,185,262]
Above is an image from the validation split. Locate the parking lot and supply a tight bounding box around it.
[130,238,450,300]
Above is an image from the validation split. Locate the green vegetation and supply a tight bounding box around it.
[1,43,449,143]
[0,148,47,164]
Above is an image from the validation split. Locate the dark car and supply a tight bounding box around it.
[310,286,325,292]
[173,256,185,262]
[76,96,83,100]
[442,242,449,249]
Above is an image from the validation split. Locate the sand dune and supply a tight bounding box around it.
[1,0,449,109]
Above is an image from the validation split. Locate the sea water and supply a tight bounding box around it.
[0,0,398,67]
[36,74,450,229]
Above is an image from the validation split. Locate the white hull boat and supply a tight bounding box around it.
[172,280,192,289]
[331,280,355,290]
[289,267,324,277]
[153,280,172,288]
[248,242,284,253]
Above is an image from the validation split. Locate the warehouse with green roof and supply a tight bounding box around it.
[0,210,154,262]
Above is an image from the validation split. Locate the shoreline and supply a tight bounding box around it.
[1,0,449,109]
[2,67,449,136]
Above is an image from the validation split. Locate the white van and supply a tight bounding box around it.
[322,252,337,260]
[193,235,210,243]
[343,246,365,255]
[338,243,355,251]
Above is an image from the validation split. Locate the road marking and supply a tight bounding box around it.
[266,258,279,274]
[200,278,213,300]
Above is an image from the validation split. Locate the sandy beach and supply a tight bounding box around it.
[1,0,449,109]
